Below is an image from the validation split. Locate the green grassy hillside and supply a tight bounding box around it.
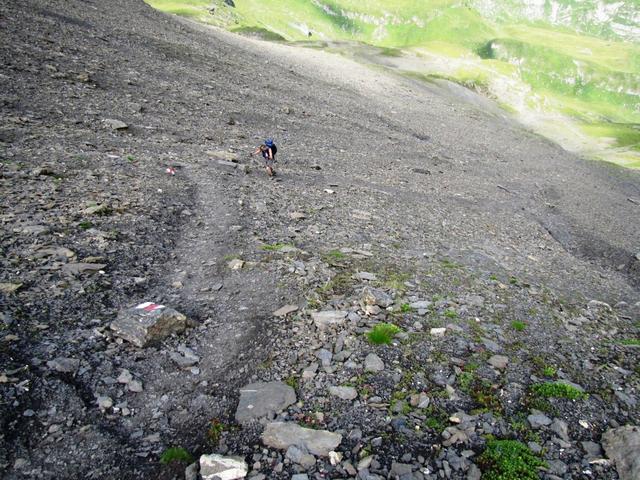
[146,0,640,168]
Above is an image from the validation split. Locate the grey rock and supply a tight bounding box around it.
[463,295,485,307]
[550,418,569,441]
[581,441,602,459]
[362,287,393,308]
[329,386,358,400]
[614,390,637,407]
[442,427,469,446]
[62,263,107,275]
[488,355,509,370]
[170,347,200,368]
[218,160,239,170]
[83,204,110,215]
[602,425,640,480]
[199,454,248,480]
[286,446,315,469]
[47,357,80,374]
[117,369,133,384]
[528,413,552,429]
[316,348,333,367]
[410,392,430,409]
[185,462,198,480]
[364,353,384,372]
[481,337,501,353]
[128,380,143,393]
[467,463,481,480]
[18,225,49,235]
[273,305,299,317]
[291,475,309,480]
[96,396,113,409]
[103,119,128,130]
[261,422,342,456]
[527,442,543,454]
[110,303,190,347]
[409,300,432,310]
[547,459,568,475]
[390,462,412,477]
[235,382,296,424]
[356,272,377,281]
[311,310,348,329]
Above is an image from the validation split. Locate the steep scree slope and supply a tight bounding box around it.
[0,0,639,479]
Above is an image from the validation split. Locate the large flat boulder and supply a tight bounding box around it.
[200,454,248,480]
[110,302,189,347]
[262,422,342,457]
[311,311,348,329]
[602,425,640,480]
[235,382,296,424]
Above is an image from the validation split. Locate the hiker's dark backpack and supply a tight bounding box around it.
[265,139,277,156]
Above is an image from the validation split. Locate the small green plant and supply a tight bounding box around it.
[383,272,411,292]
[78,221,93,230]
[542,365,557,377]
[127,155,136,162]
[619,338,640,346]
[160,447,194,465]
[471,380,503,413]
[321,249,347,265]
[261,242,294,251]
[207,419,225,444]
[458,371,475,392]
[319,271,353,295]
[422,405,449,432]
[511,320,527,331]
[400,303,413,313]
[285,375,299,390]
[367,322,401,345]
[478,439,545,480]
[530,382,588,400]
[440,258,461,269]
[509,276,519,285]
[444,309,458,319]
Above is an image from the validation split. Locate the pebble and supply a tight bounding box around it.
[97,396,113,409]
[364,353,384,372]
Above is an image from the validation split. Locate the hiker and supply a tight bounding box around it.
[251,139,277,176]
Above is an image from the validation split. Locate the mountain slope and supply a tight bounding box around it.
[1,0,639,479]
[151,0,640,168]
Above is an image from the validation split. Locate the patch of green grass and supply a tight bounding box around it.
[422,405,449,433]
[78,221,93,230]
[160,447,194,465]
[285,375,299,390]
[478,439,546,480]
[323,249,346,260]
[382,271,411,293]
[542,365,557,377]
[440,258,461,269]
[367,322,401,345]
[511,320,527,332]
[320,271,353,295]
[530,382,588,400]
[458,371,475,392]
[443,309,458,319]
[207,418,225,445]
[619,338,640,346]
[400,303,413,313]
[471,380,503,414]
[127,155,136,162]
[261,242,294,251]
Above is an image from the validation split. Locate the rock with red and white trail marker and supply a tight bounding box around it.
[110,302,191,347]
